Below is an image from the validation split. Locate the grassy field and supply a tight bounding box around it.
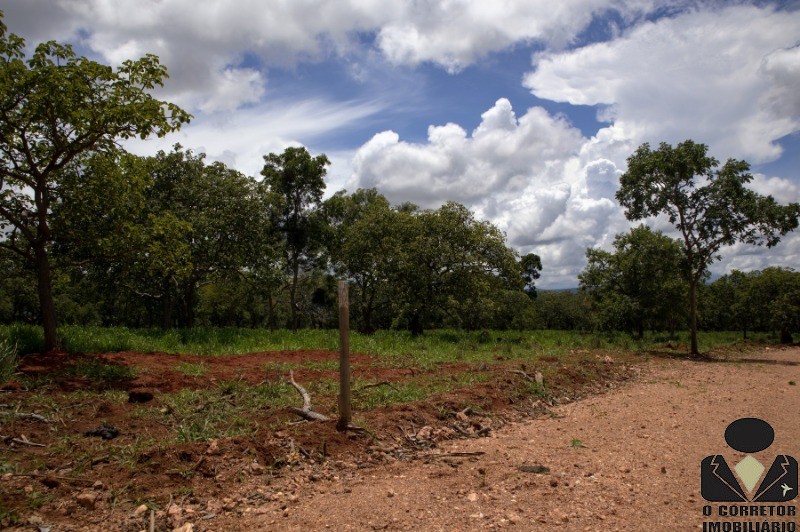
[0,323,773,360]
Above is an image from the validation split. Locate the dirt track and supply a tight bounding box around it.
[215,348,800,530]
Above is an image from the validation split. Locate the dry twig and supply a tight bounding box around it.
[288,370,330,422]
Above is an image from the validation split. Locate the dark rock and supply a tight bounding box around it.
[84,423,120,440]
[128,389,155,403]
[518,464,550,474]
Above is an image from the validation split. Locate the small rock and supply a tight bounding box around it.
[250,462,265,475]
[76,492,98,509]
[416,426,433,440]
[84,423,119,440]
[206,439,220,455]
[535,372,544,385]
[467,492,479,502]
[173,524,193,532]
[387,489,396,498]
[133,504,149,517]
[92,480,104,490]
[456,411,470,423]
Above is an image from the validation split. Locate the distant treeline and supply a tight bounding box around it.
[1,146,543,336]
[1,147,797,341]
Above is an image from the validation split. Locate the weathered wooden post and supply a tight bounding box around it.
[336,279,351,431]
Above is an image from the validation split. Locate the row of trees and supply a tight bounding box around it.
[2,14,799,354]
[578,225,800,343]
[1,141,541,339]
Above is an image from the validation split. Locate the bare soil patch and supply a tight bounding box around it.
[0,346,670,529]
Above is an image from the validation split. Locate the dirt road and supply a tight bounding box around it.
[214,348,800,531]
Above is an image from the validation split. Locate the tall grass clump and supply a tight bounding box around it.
[0,324,43,355]
[0,339,19,384]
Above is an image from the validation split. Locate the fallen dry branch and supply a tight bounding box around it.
[0,405,51,423]
[423,451,486,459]
[2,435,46,447]
[288,370,330,422]
[507,369,544,386]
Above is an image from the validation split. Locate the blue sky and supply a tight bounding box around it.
[4,0,800,287]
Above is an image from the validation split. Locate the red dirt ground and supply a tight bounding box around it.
[0,349,637,529]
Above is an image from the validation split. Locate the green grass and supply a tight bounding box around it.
[63,359,138,381]
[143,379,300,443]
[0,324,778,359]
[175,362,208,377]
[0,339,18,384]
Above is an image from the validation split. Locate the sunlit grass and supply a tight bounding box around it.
[0,324,776,362]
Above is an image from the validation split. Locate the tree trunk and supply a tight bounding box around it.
[161,290,174,329]
[689,279,699,356]
[290,260,299,331]
[183,281,196,328]
[410,311,423,337]
[34,244,58,353]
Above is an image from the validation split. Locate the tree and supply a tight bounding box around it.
[616,140,800,355]
[144,147,269,327]
[261,147,330,330]
[0,15,190,351]
[579,225,686,338]
[391,202,521,335]
[323,188,397,333]
[519,253,543,299]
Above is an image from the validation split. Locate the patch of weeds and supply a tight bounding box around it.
[155,380,298,443]
[0,339,19,384]
[304,360,338,371]
[174,485,194,498]
[15,373,54,391]
[0,502,20,527]
[523,380,547,398]
[109,436,161,470]
[65,389,128,403]
[352,380,448,410]
[263,361,301,372]
[570,438,586,448]
[65,359,137,381]
[176,362,208,377]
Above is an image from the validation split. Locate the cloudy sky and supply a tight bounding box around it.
[4,0,800,287]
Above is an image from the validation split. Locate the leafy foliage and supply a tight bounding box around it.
[616,140,800,354]
[0,14,190,350]
[580,225,687,337]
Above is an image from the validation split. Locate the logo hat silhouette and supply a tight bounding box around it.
[724,417,774,453]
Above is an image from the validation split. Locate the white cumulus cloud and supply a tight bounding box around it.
[524,3,800,164]
[351,98,631,287]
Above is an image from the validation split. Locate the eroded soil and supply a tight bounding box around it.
[2,346,798,530]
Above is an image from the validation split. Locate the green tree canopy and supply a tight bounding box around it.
[579,225,687,338]
[261,147,330,330]
[0,13,190,351]
[616,140,800,355]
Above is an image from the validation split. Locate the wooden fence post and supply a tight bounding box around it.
[336,279,351,431]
